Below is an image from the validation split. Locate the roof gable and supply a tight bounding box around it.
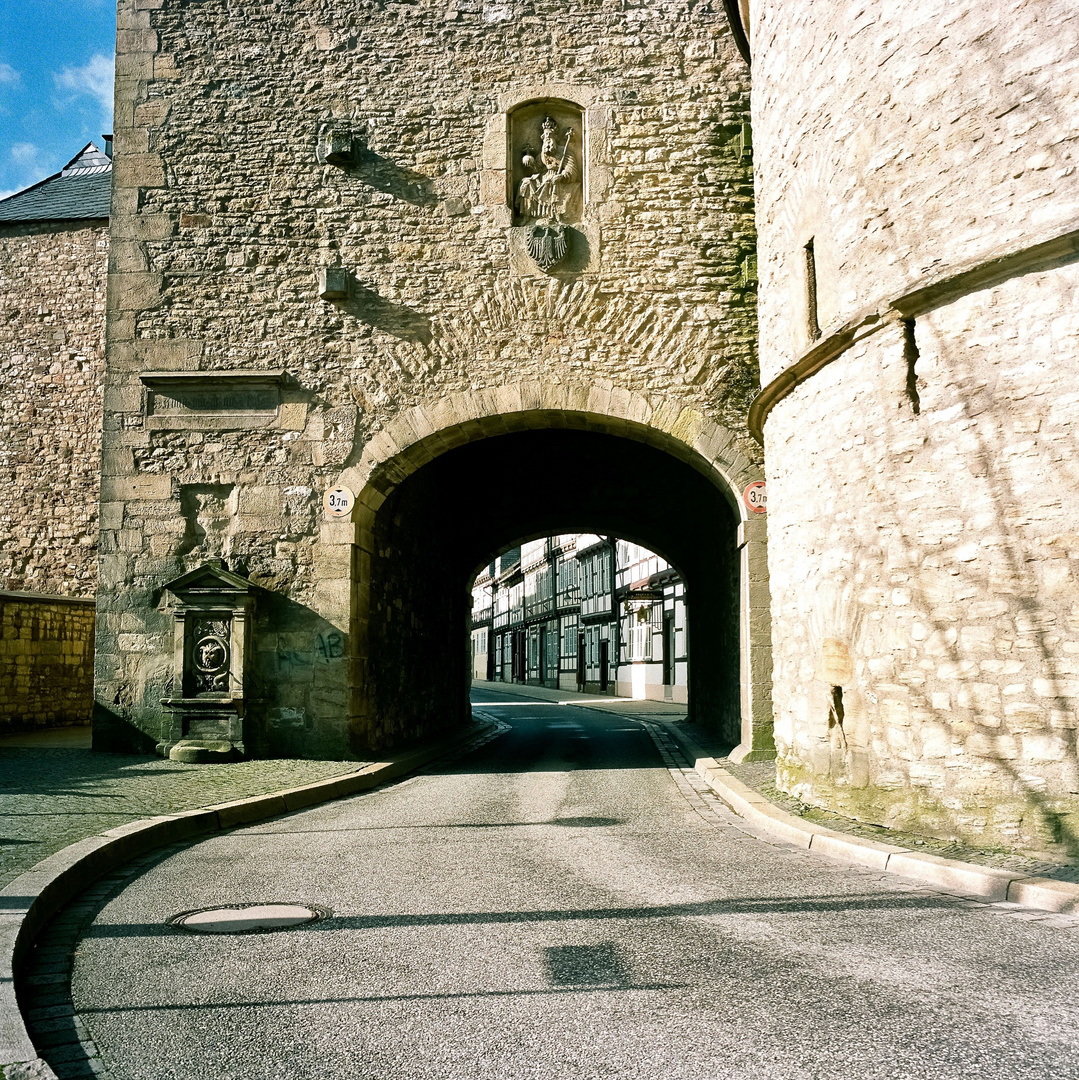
[0,141,112,223]
[163,561,258,600]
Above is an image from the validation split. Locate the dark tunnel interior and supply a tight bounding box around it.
[357,428,741,755]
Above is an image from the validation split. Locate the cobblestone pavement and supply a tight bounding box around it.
[0,746,368,887]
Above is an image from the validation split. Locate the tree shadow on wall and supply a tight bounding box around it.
[865,323,1079,857]
[860,32,1077,295]
[334,277,433,347]
[349,149,437,208]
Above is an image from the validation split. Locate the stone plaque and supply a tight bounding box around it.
[141,370,287,430]
[151,388,279,414]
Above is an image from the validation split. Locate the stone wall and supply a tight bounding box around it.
[752,0,1079,852]
[97,0,765,757]
[0,590,96,732]
[751,1,1079,383]
[0,222,107,596]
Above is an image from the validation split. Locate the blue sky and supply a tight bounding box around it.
[0,0,116,200]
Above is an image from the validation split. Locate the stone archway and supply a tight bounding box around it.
[319,382,773,759]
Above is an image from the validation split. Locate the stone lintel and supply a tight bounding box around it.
[139,370,288,390]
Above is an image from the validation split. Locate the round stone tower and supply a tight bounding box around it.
[746,0,1079,850]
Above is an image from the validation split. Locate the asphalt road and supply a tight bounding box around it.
[63,688,1079,1080]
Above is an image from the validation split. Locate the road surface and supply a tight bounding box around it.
[49,687,1079,1079]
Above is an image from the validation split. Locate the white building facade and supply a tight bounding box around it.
[471,534,688,703]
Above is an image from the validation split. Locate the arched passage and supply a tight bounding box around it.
[360,428,738,752]
[327,387,773,760]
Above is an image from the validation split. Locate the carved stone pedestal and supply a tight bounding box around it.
[158,560,258,762]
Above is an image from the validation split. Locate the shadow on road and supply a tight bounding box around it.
[82,891,959,941]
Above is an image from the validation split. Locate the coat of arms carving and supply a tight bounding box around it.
[514,113,581,272]
[526,223,568,271]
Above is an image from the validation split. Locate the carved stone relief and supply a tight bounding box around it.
[188,616,232,695]
[515,114,581,224]
[510,102,585,272]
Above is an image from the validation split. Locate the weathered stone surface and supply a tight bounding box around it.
[752,1,1079,383]
[0,593,95,734]
[99,0,763,757]
[754,0,1079,851]
[0,222,106,596]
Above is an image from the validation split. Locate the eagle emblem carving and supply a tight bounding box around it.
[526,223,569,271]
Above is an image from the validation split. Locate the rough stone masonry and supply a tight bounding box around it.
[0,591,95,733]
[0,221,106,597]
[98,0,767,760]
[748,0,1079,852]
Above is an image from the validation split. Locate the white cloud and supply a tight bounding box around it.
[10,142,38,165]
[0,63,20,86]
[0,190,19,202]
[54,53,114,114]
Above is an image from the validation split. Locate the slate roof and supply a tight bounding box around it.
[0,142,112,223]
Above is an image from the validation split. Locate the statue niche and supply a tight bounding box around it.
[510,101,584,271]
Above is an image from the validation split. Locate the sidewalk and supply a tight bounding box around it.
[471,679,1079,887]
[0,737,370,888]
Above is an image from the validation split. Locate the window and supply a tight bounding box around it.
[626,606,653,662]
[557,557,580,606]
[545,621,559,679]
[562,615,578,658]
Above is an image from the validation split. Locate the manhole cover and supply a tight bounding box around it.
[169,903,330,934]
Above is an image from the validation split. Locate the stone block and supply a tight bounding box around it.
[112,128,149,156]
[102,386,143,415]
[208,794,288,829]
[100,475,171,501]
[808,830,906,871]
[154,54,182,80]
[98,503,125,531]
[885,852,1018,902]
[109,272,163,312]
[108,238,148,274]
[113,53,153,79]
[113,154,166,189]
[1006,876,1079,914]
[479,169,508,206]
[116,28,159,54]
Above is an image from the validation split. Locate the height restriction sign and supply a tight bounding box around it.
[323,486,356,518]
[743,481,767,514]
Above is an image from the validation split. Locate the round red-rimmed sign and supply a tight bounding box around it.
[323,486,355,518]
[743,481,767,514]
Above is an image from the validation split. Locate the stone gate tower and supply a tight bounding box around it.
[97,0,769,759]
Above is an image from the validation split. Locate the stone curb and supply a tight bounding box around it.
[657,720,1079,917]
[0,719,498,1080]
[470,684,1079,914]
